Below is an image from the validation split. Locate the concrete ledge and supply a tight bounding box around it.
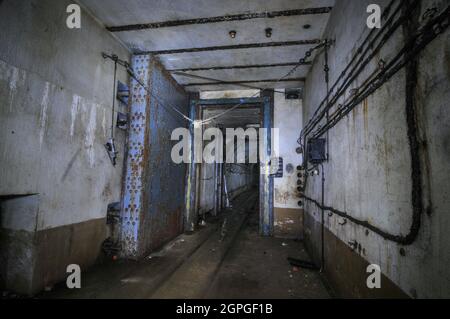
[1,217,107,295]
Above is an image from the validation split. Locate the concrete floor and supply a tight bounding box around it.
[41,190,330,299]
[205,208,330,298]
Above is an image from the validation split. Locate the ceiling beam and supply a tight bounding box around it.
[138,39,321,55]
[106,7,333,32]
[183,78,305,87]
[174,72,286,93]
[167,61,311,72]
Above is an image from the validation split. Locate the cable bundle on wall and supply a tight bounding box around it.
[299,0,449,245]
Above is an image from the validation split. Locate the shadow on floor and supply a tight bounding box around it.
[39,190,330,299]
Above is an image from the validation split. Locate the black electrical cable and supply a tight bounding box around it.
[300,0,409,148]
[312,4,449,138]
[301,0,415,142]
[297,0,402,179]
[320,163,325,272]
[299,0,416,182]
[103,40,325,128]
[299,0,400,141]
[102,52,191,126]
[111,57,118,140]
[302,4,448,245]
[324,40,330,161]
[199,41,327,126]
[310,0,416,136]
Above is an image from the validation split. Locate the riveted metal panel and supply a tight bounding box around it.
[120,55,189,258]
[120,55,151,258]
[143,59,189,250]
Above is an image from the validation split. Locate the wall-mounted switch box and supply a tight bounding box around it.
[307,138,326,164]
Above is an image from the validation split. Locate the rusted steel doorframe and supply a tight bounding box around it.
[185,99,199,231]
[259,95,274,236]
[185,97,273,235]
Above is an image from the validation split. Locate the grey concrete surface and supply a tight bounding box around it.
[0,0,130,294]
[1,0,448,299]
[39,190,330,299]
[302,0,450,298]
[79,0,335,91]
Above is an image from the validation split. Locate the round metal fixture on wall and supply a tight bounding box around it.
[286,163,294,174]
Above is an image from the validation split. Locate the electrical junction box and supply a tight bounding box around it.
[307,138,326,164]
[285,88,303,100]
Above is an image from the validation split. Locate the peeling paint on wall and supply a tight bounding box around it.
[0,0,130,295]
[8,66,19,112]
[39,82,50,148]
[302,0,450,298]
[102,107,107,138]
[70,94,80,137]
[84,102,97,167]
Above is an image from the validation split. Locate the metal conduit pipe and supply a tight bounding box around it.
[300,0,417,141]
[298,0,399,143]
[301,3,449,245]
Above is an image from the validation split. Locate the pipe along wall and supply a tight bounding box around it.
[301,0,450,298]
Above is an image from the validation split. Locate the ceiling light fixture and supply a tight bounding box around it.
[229,30,237,38]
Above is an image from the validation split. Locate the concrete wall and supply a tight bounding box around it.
[0,0,130,294]
[302,0,450,298]
[273,91,303,239]
[225,164,254,200]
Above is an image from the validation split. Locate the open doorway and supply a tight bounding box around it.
[186,95,274,236]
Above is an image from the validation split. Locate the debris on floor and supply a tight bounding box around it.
[287,257,319,271]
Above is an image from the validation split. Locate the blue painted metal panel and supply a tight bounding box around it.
[120,55,151,258]
[120,55,189,258]
[143,59,189,250]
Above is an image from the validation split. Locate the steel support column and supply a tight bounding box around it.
[259,95,274,236]
[120,55,151,259]
[184,100,198,231]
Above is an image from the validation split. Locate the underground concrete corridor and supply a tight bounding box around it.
[40,190,330,299]
[1,0,450,304]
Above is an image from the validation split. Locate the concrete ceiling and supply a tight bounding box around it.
[80,0,334,92]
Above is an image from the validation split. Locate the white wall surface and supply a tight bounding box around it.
[0,0,130,230]
[274,91,303,209]
[303,0,450,298]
